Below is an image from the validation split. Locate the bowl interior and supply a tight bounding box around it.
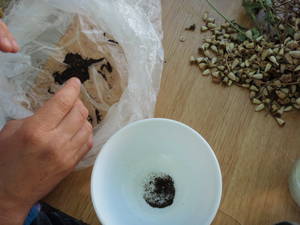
[91,119,222,225]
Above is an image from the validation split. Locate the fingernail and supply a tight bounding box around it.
[11,39,19,52]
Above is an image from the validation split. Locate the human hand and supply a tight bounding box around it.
[0,20,19,53]
[0,78,93,225]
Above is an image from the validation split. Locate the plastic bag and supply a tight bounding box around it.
[0,0,164,168]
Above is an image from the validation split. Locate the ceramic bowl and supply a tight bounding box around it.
[91,118,222,225]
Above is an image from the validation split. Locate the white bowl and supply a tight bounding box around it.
[91,118,222,225]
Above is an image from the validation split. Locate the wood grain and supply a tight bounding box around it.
[45,0,300,224]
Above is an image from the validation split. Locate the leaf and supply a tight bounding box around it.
[251,27,261,39]
[237,33,247,42]
[286,26,296,37]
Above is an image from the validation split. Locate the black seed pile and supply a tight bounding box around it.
[143,174,175,208]
[53,53,104,84]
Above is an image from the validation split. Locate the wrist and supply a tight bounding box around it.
[0,199,30,225]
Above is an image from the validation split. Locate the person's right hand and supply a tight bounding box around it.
[0,78,93,225]
[0,20,19,53]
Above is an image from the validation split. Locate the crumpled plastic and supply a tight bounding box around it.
[0,0,164,168]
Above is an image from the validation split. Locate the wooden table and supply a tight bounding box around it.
[45,0,300,224]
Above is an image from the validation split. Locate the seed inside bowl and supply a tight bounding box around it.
[143,173,175,208]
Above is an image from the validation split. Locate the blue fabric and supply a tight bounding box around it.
[24,204,41,225]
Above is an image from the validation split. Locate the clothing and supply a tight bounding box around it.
[24,203,88,225]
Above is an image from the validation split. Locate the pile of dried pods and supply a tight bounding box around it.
[190,10,300,127]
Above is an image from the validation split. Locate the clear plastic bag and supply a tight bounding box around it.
[0,0,164,168]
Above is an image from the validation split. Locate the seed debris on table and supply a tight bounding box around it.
[189,8,300,127]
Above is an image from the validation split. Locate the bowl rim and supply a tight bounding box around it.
[91,118,222,225]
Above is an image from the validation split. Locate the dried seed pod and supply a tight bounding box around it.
[252,98,261,104]
[201,26,208,32]
[285,53,294,64]
[217,65,225,71]
[207,23,217,29]
[245,60,250,67]
[245,30,252,39]
[198,63,207,70]
[249,91,256,99]
[190,56,196,64]
[203,12,208,21]
[255,104,265,112]
[263,98,271,104]
[269,56,279,65]
[212,71,220,77]
[264,63,272,72]
[294,65,300,71]
[294,104,300,109]
[280,64,286,73]
[275,117,285,126]
[202,69,211,76]
[277,107,285,115]
[281,88,289,94]
[276,90,287,99]
[262,49,273,60]
[284,37,292,45]
[284,106,293,112]
[242,84,250,88]
[196,57,204,63]
[289,50,300,58]
[250,85,259,92]
[228,72,237,81]
[245,42,255,49]
[210,45,218,53]
[202,43,210,50]
[253,73,263,80]
[279,24,285,30]
[256,36,263,42]
[294,32,300,41]
[231,59,239,69]
[272,103,280,112]
[249,54,257,61]
[223,77,229,83]
[179,36,185,42]
[212,56,218,63]
[256,45,263,52]
[204,50,213,58]
[296,98,300,105]
[279,48,285,55]
[286,40,298,49]
[291,85,297,94]
[228,80,233,86]
[206,17,215,23]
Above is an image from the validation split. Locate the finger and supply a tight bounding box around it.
[0,36,13,52]
[74,135,93,165]
[33,78,81,130]
[69,121,93,151]
[0,21,15,53]
[57,99,88,138]
[6,32,19,52]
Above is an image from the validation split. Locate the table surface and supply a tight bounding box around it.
[45,0,300,224]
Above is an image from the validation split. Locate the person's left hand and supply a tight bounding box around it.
[0,20,19,53]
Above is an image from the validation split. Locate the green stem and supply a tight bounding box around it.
[206,0,246,35]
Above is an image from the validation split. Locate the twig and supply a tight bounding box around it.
[206,0,247,37]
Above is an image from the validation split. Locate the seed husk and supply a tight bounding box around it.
[252,98,261,104]
[289,51,300,58]
[228,72,237,81]
[275,117,285,126]
[202,69,211,76]
[253,73,263,80]
[201,26,208,32]
[255,104,265,112]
